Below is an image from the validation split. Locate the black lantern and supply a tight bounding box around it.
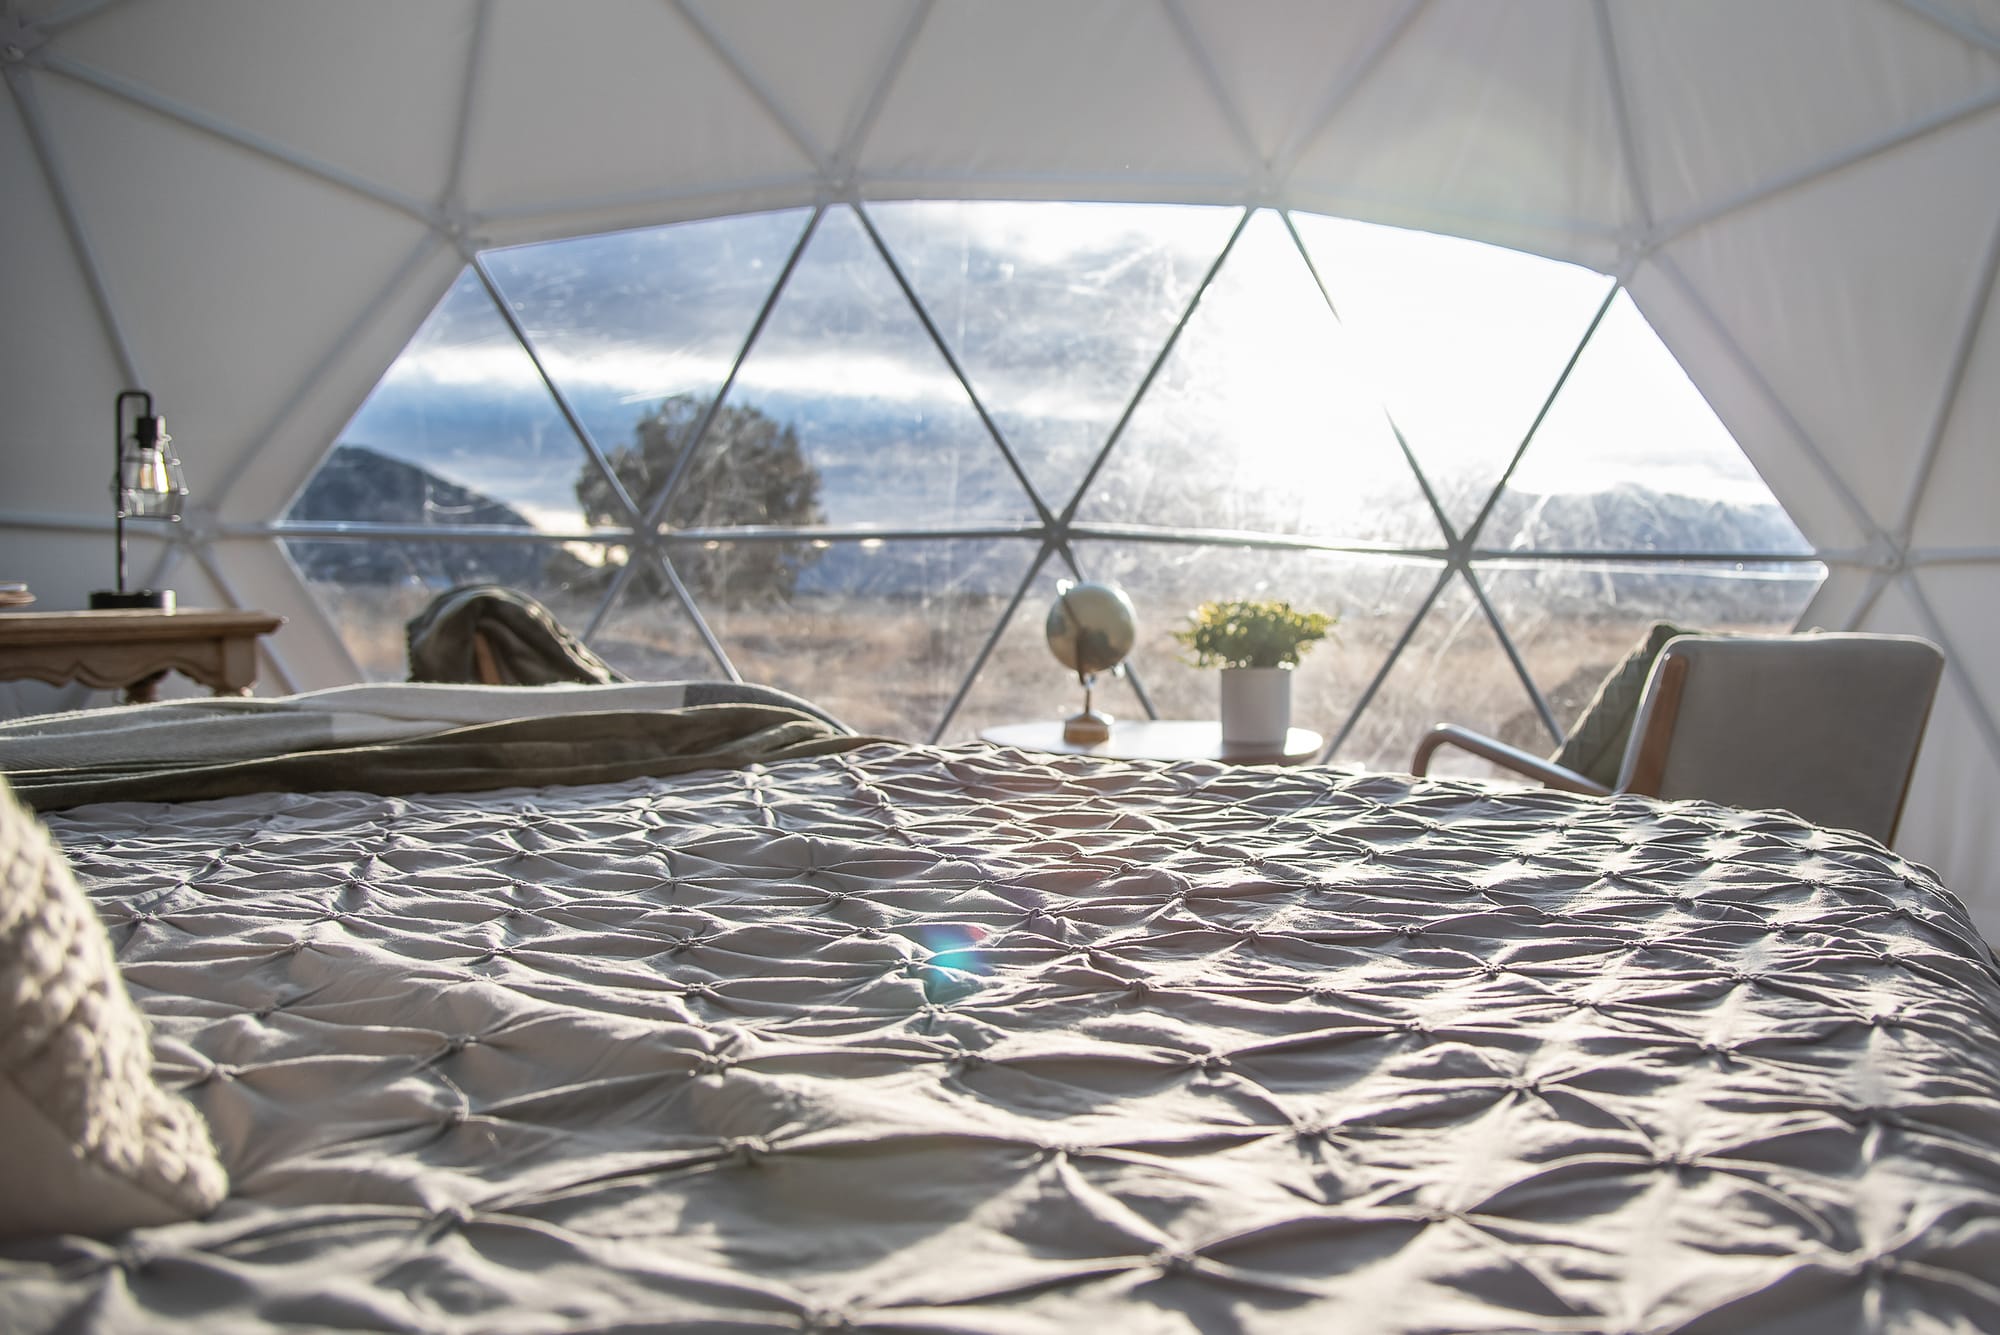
[90,389,187,611]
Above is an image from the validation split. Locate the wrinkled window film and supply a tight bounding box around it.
[1079,209,1435,545]
[1487,292,1812,556]
[481,210,813,490]
[869,200,1238,512]
[704,205,1038,529]
[283,204,1823,747]
[688,538,1041,741]
[289,270,591,533]
[1292,213,1615,534]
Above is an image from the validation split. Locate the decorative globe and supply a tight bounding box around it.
[1045,581,1137,678]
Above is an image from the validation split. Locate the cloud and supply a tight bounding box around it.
[343,201,1787,533]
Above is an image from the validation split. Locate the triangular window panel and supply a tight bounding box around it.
[288,269,595,533]
[1076,209,1438,546]
[588,555,727,683]
[1481,292,1811,557]
[1291,214,1614,534]
[482,209,814,503]
[1329,569,1525,776]
[682,205,1039,530]
[867,200,1240,514]
[696,537,1041,743]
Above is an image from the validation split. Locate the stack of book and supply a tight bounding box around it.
[0,582,34,608]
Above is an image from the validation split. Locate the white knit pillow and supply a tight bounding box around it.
[0,774,227,1239]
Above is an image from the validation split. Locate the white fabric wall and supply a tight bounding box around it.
[2,0,1997,934]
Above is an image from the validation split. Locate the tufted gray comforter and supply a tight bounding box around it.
[4,743,1999,1332]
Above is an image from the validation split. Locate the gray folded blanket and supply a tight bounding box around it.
[5,703,881,809]
[0,681,874,809]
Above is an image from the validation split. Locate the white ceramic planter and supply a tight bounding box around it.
[1219,666,1292,747]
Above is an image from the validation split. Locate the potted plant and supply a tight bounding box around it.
[1173,598,1336,747]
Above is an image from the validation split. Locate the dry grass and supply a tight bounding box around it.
[309,573,1810,784]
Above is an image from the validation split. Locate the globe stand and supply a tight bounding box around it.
[1045,581,1136,747]
[1063,672,1112,745]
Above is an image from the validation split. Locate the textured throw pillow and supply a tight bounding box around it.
[0,773,227,1240]
[1550,622,1697,789]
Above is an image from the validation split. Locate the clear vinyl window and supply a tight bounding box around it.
[282,202,1820,759]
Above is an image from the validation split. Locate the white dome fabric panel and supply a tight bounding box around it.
[52,0,471,202]
[1287,1,1632,260]
[866,0,1248,189]
[2,0,1998,935]
[462,0,815,217]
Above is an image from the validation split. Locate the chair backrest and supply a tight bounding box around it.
[1615,632,1944,844]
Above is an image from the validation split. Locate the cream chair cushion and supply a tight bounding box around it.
[1620,632,1944,843]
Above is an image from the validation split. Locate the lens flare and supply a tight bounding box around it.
[914,924,990,1002]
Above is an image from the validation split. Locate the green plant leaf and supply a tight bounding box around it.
[1171,598,1337,669]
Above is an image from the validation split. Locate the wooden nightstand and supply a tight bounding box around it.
[980,719,1325,766]
[0,608,285,705]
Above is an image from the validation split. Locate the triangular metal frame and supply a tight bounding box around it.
[4,0,1990,788]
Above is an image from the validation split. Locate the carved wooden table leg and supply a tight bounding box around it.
[124,670,168,705]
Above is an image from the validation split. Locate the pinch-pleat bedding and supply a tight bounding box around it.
[3,742,1998,1332]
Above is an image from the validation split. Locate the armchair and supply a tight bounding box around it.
[1412,632,1945,845]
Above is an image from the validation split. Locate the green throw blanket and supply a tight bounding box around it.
[405,584,628,686]
[5,703,880,810]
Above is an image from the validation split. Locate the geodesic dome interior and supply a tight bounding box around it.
[3,0,1998,936]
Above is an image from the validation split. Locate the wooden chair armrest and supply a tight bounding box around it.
[1410,724,1612,796]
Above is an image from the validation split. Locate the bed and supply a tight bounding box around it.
[2,684,1999,1332]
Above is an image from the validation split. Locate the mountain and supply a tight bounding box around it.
[282,440,1819,629]
[283,444,549,588]
[1479,482,1807,557]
